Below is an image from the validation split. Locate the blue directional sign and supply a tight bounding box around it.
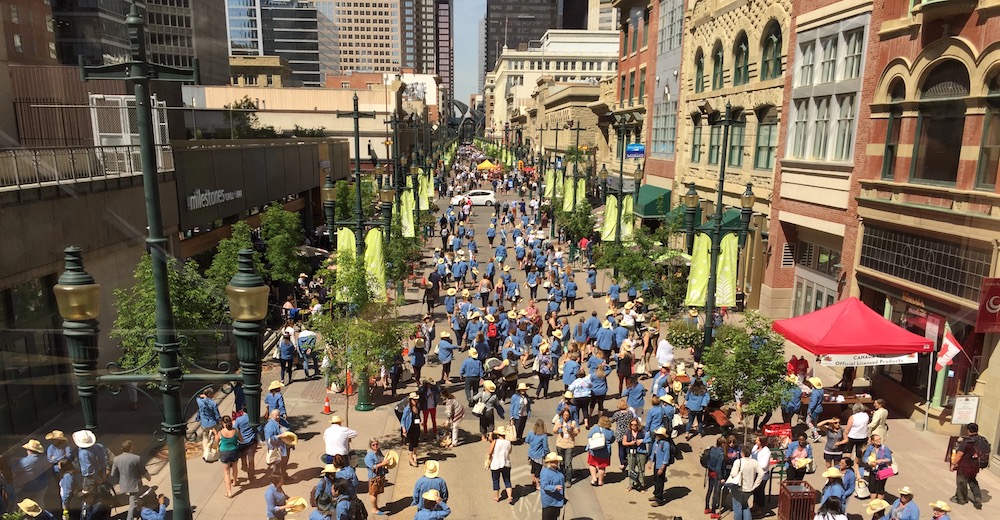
[625,143,646,159]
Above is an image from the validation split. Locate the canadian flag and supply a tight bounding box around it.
[935,321,962,371]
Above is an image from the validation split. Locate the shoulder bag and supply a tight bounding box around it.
[588,429,607,450]
[472,396,487,417]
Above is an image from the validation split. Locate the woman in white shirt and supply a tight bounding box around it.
[843,403,871,459]
[488,426,515,504]
[750,436,772,513]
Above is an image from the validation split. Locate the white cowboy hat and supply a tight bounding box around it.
[72,430,97,449]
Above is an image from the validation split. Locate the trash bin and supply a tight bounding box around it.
[778,480,815,520]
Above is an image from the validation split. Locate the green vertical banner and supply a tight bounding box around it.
[364,228,387,301]
[684,233,711,307]
[337,227,357,262]
[400,190,415,237]
[417,177,429,211]
[562,177,574,212]
[544,170,554,198]
[423,169,433,202]
[555,171,565,197]
[716,233,738,308]
[621,196,634,239]
[601,196,618,241]
[576,178,587,207]
[405,175,413,189]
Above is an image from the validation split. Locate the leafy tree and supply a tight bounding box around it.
[223,96,277,139]
[333,180,378,223]
[111,254,225,373]
[555,200,596,244]
[292,124,326,137]
[260,203,305,283]
[701,311,792,439]
[384,219,422,286]
[205,221,263,292]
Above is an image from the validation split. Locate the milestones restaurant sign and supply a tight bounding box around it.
[173,143,320,230]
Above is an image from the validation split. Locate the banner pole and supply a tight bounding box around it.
[923,350,935,431]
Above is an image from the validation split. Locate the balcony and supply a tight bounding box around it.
[0,145,174,192]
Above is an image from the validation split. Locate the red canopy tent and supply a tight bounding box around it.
[772,297,933,355]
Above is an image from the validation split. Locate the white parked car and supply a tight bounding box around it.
[450,190,496,207]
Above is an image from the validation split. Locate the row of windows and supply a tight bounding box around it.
[619,70,647,106]
[656,0,683,55]
[789,95,856,162]
[651,100,678,156]
[796,29,863,87]
[621,8,651,57]
[148,12,192,28]
[505,60,616,72]
[693,24,782,94]
[10,34,57,59]
[690,109,779,171]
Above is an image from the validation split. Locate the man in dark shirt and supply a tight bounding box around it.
[950,422,984,509]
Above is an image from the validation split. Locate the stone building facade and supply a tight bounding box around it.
[676,0,792,310]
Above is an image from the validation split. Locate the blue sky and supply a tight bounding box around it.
[453,0,487,104]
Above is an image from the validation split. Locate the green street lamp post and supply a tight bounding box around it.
[55,245,268,520]
[568,120,588,211]
[683,102,754,362]
[337,94,376,253]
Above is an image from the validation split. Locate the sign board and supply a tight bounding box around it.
[625,143,646,159]
[819,352,920,367]
[976,278,1000,333]
[951,395,980,425]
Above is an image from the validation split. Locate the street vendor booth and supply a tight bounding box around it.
[476,160,497,170]
[773,297,934,417]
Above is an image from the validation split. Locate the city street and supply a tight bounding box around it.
[24,180,994,519]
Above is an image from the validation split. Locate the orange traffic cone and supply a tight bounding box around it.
[321,395,332,414]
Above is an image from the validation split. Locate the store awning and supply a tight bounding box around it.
[633,185,671,218]
[772,297,935,356]
[695,208,742,232]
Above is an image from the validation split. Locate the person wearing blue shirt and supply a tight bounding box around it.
[264,474,290,519]
[469,239,478,254]
[820,468,847,513]
[525,421,551,487]
[561,352,580,390]
[414,490,451,519]
[278,332,297,384]
[540,453,566,517]
[645,396,666,434]
[784,435,815,481]
[515,245,526,265]
[608,281,621,307]
[466,227,474,239]
[662,396,677,433]
[839,457,856,508]
[781,380,803,425]
[595,321,614,353]
[565,278,578,312]
[651,366,672,398]
[589,368,609,416]
[451,235,462,253]
[623,376,647,415]
[411,461,449,506]
[806,377,825,441]
[586,266,598,296]
[526,269,540,299]
[505,279,520,304]
[443,288,457,314]
[584,312,600,341]
[572,318,589,345]
[510,383,533,440]
[409,339,427,383]
[555,392,578,419]
[586,416,616,486]
[450,260,462,286]
[613,325,629,350]
[197,389,222,461]
[138,493,168,520]
[485,260,496,283]
[649,427,673,505]
[15,440,51,510]
[460,350,484,403]
[704,437,727,516]
[627,284,638,301]
[233,412,258,481]
[437,331,456,383]
[45,431,73,476]
[436,258,448,279]
[685,380,711,438]
[487,225,496,246]
[495,245,507,264]
[265,381,287,420]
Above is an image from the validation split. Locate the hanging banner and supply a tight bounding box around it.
[364,228,387,301]
[621,196,634,239]
[716,233,738,308]
[684,233,711,307]
[400,190,415,237]
[601,196,618,242]
[417,177,429,211]
[336,227,356,261]
[975,277,1000,333]
[544,169,555,198]
[555,170,564,198]
[577,178,587,208]
[820,352,920,367]
[562,177,575,212]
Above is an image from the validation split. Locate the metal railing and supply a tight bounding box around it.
[0,144,174,191]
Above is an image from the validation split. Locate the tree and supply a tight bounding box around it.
[223,96,277,139]
[205,221,263,292]
[555,200,596,244]
[259,203,305,283]
[701,311,792,439]
[292,124,326,137]
[111,254,225,373]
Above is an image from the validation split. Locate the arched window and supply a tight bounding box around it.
[913,60,969,184]
[712,41,724,89]
[695,48,705,93]
[754,107,779,170]
[977,73,1000,189]
[881,79,905,180]
[761,23,782,80]
[733,33,749,86]
[728,108,746,167]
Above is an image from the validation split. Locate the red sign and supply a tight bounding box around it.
[976,278,1000,333]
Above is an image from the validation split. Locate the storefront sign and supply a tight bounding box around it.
[975,278,1000,333]
[625,143,646,159]
[186,188,244,211]
[819,352,920,367]
[951,395,979,425]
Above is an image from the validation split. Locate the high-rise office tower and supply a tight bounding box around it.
[322,0,401,74]
[434,0,453,96]
[476,17,486,94]
[225,1,320,86]
[3,0,58,66]
[587,0,617,31]
[484,0,558,76]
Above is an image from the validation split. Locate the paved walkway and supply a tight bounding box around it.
[13,170,1000,519]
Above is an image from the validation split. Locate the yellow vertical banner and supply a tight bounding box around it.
[684,233,711,307]
[364,228,387,301]
[601,196,618,241]
[400,190,415,237]
[544,170,554,198]
[621,196,635,239]
[716,233,738,308]
[405,174,413,189]
[417,177,429,211]
[562,176,574,212]
[576,178,587,207]
[555,171,564,197]
[337,227,357,261]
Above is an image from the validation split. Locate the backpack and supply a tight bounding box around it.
[971,435,991,469]
[487,323,498,338]
[700,448,712,468]
[347,497,368,520]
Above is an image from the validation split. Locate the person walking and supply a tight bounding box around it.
[510,383,532,441]
[648,427,673,506]
[750,435,773,514]
[322,415,358,464]
[728,444,766,520]
[44,430,73,476]
[234,410,258,484]
[213,416,243,498]
[410,339,427,385]
[264,474,292,520]
[535,343,555,398]
[197,388,222,462]
[471,380,504,442]
[610,399,635,470]
[623,416,648,492]
[704,437,726,518]
[437,331,456,383]
[441,390,465,448]
[539,453,566,520]
[553,408,579,487]
[950,422,984,509]
[806,377,825,442]
[586,416,615,487]
[14,439,50,511]
[843,403,871,459]
[460,348,484,403]
[525,420,551,491]
[277,330,297,385]
[411,460,449,508]
[418,379,441,439]
[110,440,151,519]
[400,392,422,467]
[861,434,893,500]
[488,426,515,504]
[868,399,888,442]
[363,439,394,516]
[685,379,710,439]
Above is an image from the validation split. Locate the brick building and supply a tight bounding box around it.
[675,0,792,310]
[850,0,1000,439]
[761,0,873,320]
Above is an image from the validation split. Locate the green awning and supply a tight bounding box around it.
[696,208,742,231]
[633,185,671,218]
